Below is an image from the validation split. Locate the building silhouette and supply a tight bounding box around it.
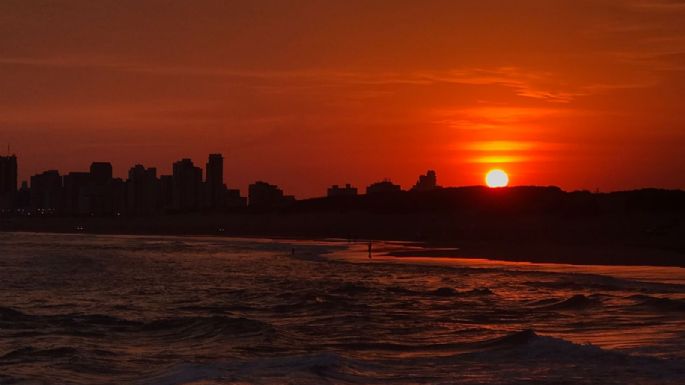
[225,188,247,208]
[90,162,112,184]
[205,154,224,209]
[60,163,122,216]
[248,181,294,208]
[0,155,17,209]
[328,184,358,197]
[85,162,119,216]
[30,170,62,212]
[202,154,247,210]
[15,181,30,209]
[0,153,250,216]
[159,175,173,212]
[127,165,160,215]
[172,158,203,211]
[411,170,438,192]
[63,171,91,215]
[366,180,402,194]
[0,154,451,217]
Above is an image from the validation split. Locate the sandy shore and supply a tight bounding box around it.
[2,213,684,268]
[388,240,685,268]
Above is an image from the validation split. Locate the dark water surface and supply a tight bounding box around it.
[1,232,684,384]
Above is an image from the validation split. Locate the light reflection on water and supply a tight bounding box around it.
[0,232,683,384]
[334,240,685,285]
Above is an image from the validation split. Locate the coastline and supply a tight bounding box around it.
[388,241,685,268]
[2,215,684,268]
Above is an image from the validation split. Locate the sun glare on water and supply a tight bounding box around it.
[485,169,509,188]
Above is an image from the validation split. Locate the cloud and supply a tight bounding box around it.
[629,0,685,10]
[0,55,609,104]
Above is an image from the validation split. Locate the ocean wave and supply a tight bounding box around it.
[384,285,418,295]
[326,341,471,353]
[431,287,494,297]
[629,295,685,312]
[474,329,541,349]
[140,362,230,385]
[467,329,648,361]
[270,292,370,314]
[175,304,258,313]
[0,346,81,361]
[0,306,28,321]
[323,330,575,355]
[524,279,624,292]
[141,316,271,340]
[531,294,602,311]
[0,345,117,373]
[140,331,685,385]
[331,283,373,295]
[143,351,408,385]
[0,306,272,342]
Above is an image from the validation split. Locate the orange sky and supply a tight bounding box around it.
[1,1,685,197]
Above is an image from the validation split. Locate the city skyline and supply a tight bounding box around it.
[3,151,429,201]
[3,146,684,201]
[2,152,447,214]
[2,147,483,199]
[3,144,685,204]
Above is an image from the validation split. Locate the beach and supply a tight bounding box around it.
[1,232,684,384]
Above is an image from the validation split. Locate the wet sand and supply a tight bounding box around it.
[388,240,685,267]
[1,213,684,267]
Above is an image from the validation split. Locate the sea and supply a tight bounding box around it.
[0,232,684,384]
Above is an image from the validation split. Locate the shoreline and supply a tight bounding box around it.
[387,241,685,268]
[3,226,685,269]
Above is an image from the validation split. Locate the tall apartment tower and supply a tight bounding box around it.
[126,165,160,215]
[172,158,203,211]
[205,153,224,209]
[30,170,62,211]
[90,162,113,185]
[0,155,18,209]
[87,162,115,216]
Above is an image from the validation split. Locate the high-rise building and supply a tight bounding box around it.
[61,163,115,216]
[126,165,160,215]
[205,153,225,209]
[172,158,203,211]
[248,181,293,208]
[0,155,17,209]
[90,162,113,185]
[225,188,247,208]
[86,162,115,215]
[15,181,30,209]
[159,175,173,211]
[30,170,63,211]
[63,172,91,215]
[110,178,127,215]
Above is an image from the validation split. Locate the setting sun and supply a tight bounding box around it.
[485,169,509,188]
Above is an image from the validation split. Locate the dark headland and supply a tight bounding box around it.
[2,185,684,268]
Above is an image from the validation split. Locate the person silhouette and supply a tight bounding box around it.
[368,242,372,259]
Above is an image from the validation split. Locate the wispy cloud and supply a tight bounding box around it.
[0,56,621,103]
[629,0,685,10]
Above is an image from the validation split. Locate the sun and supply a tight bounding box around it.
[485,169,509,188]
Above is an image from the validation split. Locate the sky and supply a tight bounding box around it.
[1,0,685,197]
